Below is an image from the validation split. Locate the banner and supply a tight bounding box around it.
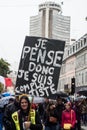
[15,36,65,98]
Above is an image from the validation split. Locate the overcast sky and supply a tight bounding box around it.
[0,0,87,70]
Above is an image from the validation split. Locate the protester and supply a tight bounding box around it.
[56,97,65,130]
[43,102,59,130]
[80,99,87,125]
[43,98,49,111]
[42,97,50,123]
[8,97,15,104]
[73,101,81,130]
[38,103,44,120]
[11,94,43,130]
[61,102,76,130]
[0,107,4,130]
[3,94,20,130]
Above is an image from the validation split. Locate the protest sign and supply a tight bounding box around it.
[15,36,65,98]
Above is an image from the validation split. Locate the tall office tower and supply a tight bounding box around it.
[30,1,70,45]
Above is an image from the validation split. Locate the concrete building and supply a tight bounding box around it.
[30,1,70,46]
[58,34,87,92]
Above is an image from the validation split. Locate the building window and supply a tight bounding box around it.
[78,42,80,49]
[85,53,87,64]
[82,73,84,84]
[85,71,87,83]
[79,73,81,86]
[68,50,69,55]
[84,38,86,45]
[81,40,83,47]
[76,44,78,50]
[70,47,72,54]
[73,46,75,53]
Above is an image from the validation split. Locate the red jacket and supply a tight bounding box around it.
[61,109,76,128]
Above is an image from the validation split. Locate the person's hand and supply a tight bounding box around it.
[49,116,57,123]
[24,121,31,129]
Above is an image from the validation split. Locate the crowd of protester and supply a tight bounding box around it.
[0,94,87,130]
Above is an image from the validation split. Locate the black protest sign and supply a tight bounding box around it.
[15,36,65,98]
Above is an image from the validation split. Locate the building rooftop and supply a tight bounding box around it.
[39,1,62,13]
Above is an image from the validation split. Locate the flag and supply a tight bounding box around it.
[5,78,12,87]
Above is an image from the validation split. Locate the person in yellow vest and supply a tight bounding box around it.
[11,94,43,130]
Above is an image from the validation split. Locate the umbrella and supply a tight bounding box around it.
[33,97,44,103]
[77,87,87,96]
[0,96,15,108]
[1,92,11,97]
[74,95,86,101]
[29,96,44,103]
[51,91,68,99]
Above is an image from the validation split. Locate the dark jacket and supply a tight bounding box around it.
[3,100,20,130]
[43,107,59,126]
[56,103,65,124]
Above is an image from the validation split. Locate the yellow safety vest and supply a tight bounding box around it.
[12,109,36,130]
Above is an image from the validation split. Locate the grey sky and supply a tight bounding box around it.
[0,0,87,70]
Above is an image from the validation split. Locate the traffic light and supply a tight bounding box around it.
[71,77,75,95]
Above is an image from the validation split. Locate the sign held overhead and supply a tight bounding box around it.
[15,36,65,98]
